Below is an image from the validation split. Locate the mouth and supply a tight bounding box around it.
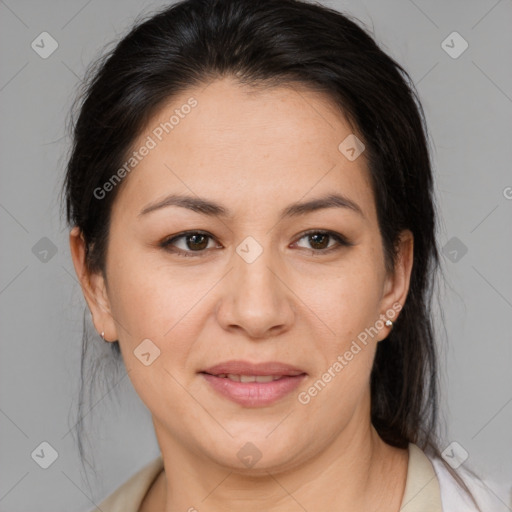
[199,360,307,407]
[203,373,291,382]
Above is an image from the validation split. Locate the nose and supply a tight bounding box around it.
[215,243,296,339]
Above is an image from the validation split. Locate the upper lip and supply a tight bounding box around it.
[201,360,306,377]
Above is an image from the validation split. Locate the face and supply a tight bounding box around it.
[71,77,413,473]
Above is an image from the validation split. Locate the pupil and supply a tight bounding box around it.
[310,233,328,249]
[188,234,208,250]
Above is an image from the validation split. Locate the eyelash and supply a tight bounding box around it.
[159,229,353,258]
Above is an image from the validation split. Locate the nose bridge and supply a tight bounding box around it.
[234,236,280,308]
[237,240,279,300]
[217,236,294,337]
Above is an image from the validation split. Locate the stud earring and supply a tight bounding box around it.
[385,319,393,328]
[101,331,105,340]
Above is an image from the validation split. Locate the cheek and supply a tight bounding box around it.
[105,243,210,349]
[298,264,382,419]
[307,256,383,338]
[105,252,207,413]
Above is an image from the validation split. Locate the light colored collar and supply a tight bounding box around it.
[95,455,164,512]
[400,443,443,511]
[95,443,442,511]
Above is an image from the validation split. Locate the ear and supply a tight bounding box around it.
[376,229,414,341]
[69,226,118,342]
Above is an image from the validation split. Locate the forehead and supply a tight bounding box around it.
[111,77,375,223]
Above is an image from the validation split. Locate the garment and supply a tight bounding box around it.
[430,455,511,511]
[92,443,510,511]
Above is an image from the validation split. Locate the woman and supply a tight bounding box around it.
[62,0,506,510]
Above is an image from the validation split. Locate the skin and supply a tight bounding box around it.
[70,77,414,512]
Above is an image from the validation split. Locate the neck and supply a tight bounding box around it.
[148,417,408,512]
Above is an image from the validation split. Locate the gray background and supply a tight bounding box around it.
[0,0,511,510]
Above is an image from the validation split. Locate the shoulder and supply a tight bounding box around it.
[90,455,164,512]
[427,453,512,512]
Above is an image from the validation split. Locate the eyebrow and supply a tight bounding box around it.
[138,192,364,219]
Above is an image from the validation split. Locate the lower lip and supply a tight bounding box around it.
[200,373,307,407]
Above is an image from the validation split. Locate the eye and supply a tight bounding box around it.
[160,229,352,258]
[293,230,353,254]
[160,230,220,257]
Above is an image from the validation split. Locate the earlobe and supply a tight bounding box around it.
[69,226,118,342]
